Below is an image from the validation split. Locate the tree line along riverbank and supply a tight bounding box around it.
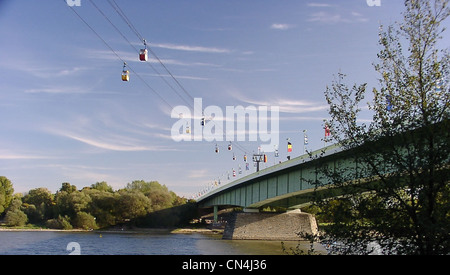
[0,176,198,230]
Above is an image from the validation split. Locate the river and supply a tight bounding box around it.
[0,230,324,255]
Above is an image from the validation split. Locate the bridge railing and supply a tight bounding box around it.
[196,142,343,203]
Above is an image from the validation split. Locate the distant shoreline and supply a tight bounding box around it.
[0,226,222,235]
[0,227,87,232]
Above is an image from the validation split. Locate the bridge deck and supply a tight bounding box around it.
[197,120,450,210]
[197,143,344,209]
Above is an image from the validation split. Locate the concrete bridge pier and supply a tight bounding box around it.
[213,205,218,223]
[222,208,318,240]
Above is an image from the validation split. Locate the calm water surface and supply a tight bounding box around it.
[0,231,319,255]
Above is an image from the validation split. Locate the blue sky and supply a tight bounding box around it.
[0,1,419,196]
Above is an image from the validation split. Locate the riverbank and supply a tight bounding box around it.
[171,228,223,235]
[0,225,222,235]
[0,227,87,232]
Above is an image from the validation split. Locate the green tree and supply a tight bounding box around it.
[54,189,91,220]
[60,182,77,194]
[83,188,118,227]
[4,197,28,227]
[117,190,151,221]
[46,215,73,230]
[126,180,174,211]
[147,185,173,211]
[171,191,188,207]
[91,181,114,193]
[0,176,14,216]
[73,211,98,230]
[313,0,449,255]
[126,180,152,194]
[23,187,54,223]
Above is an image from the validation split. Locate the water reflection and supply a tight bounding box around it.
[0,231,326,255]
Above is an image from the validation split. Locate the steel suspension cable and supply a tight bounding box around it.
[66,1,173,110]
[88,0,193,109]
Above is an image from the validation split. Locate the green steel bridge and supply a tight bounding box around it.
[197,120,449,223]
[197,143,346,220]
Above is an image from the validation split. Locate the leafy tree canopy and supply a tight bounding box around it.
[312,0,449,255]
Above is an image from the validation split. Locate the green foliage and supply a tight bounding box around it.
[4,198,28,227]
[23,187,54,223]
[91,181,114,193]
[83,189,118,228]
[73,212,98,230]
[315,0,450,255]
[5,209,28,227]
[0,178,191,230]
[126,180,175,211]
[60,182,77,193]
[117,190,151,221]
[46,215,73,230]
[0,176,14,215]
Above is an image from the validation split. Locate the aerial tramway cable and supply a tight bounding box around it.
[107,0,195,104]
[66,1,173,109]
[68,0,260,194]
[87,0,193,109]
[104,0,255,156]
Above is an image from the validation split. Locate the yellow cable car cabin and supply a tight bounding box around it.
[122,69,130,81]
[122,63,129,81]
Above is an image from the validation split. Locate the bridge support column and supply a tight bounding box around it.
[223,211,318,240]
[213,205,218,223]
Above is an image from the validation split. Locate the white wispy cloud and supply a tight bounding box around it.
[0,154,47,160]
[306,2,369,24]
[150,42,231,54]
[150,59,220,67]
[43,115,175,152]
[231,92,328,114]
[0,150,54,160]
[59,132,152,152]
[85,48,220,68]
[24,86,88,94]
[307,3,334,8]
[144,73,209,81]
[54,67,85,77]
[351,11,370,22]
[85,49,137,62]
[5,60,87,79]
[187,169,210,179]
[270,23,295,30]
[308,11,369,24]
[308,11,348,24]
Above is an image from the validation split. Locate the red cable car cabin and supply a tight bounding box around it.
[140,39,148,61]
[139,48,148,61]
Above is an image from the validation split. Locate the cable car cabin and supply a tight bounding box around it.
[139,48,148,62]
[122,70,130,81]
